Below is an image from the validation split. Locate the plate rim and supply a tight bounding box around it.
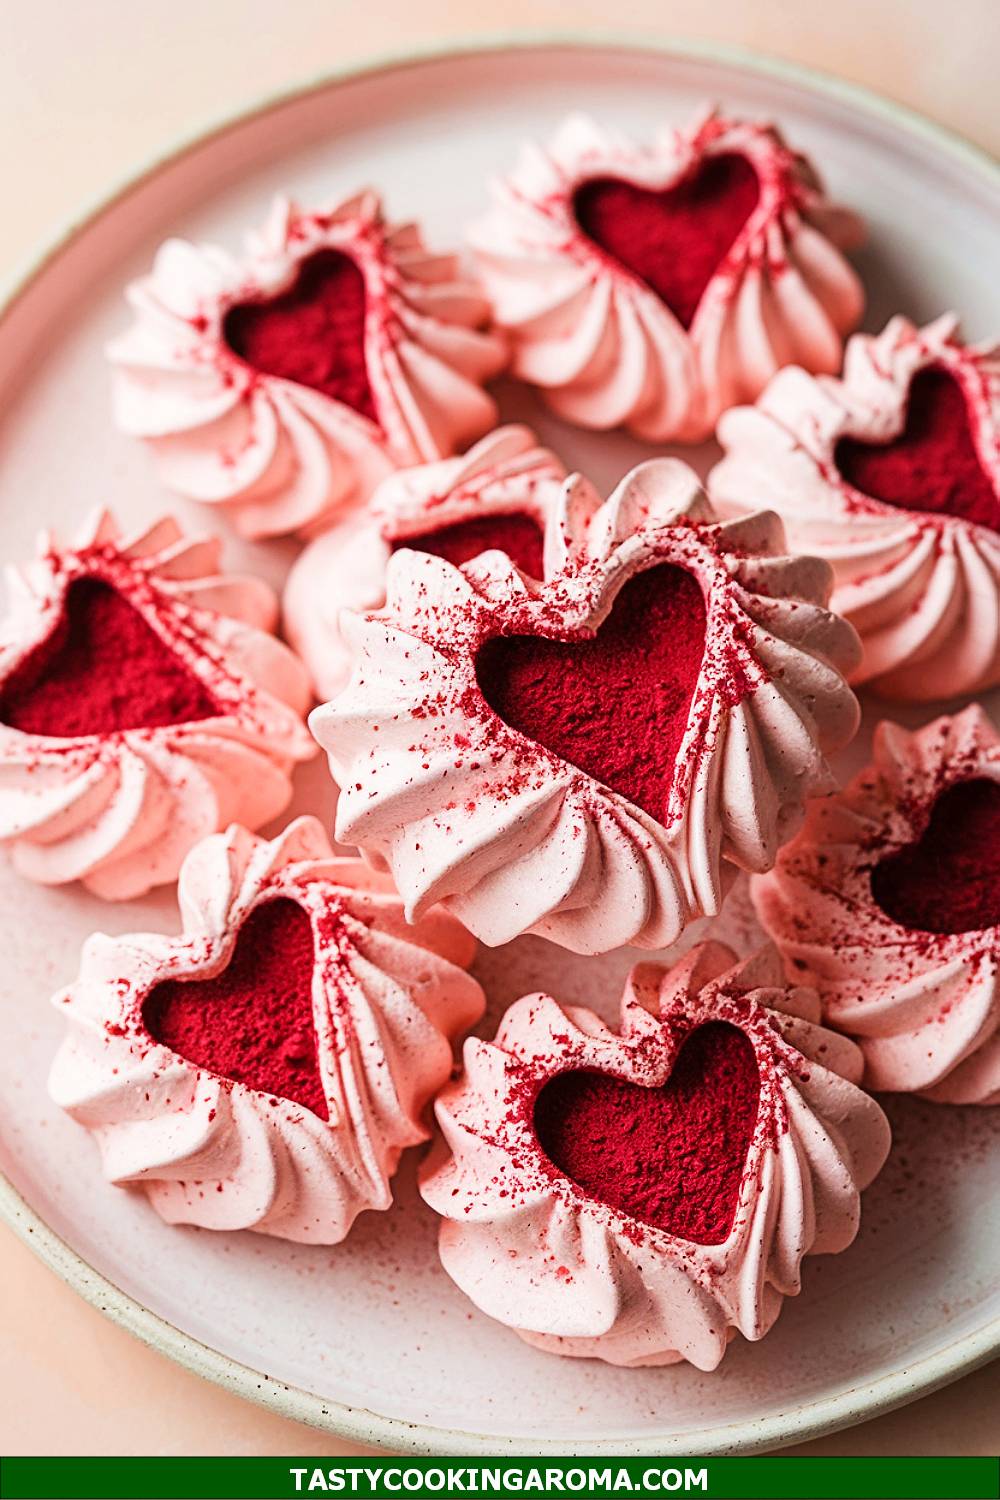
[2,28,998,1456]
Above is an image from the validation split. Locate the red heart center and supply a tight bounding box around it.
[223,248,377,423]
[392,511,545,579]
[143,897,328,1119]
[0,576,220,738]
[533,1022,760,1244]
[475,563,707,826]
[573,153,761,329]
[834,367,999,530]
[871,776,1000,935]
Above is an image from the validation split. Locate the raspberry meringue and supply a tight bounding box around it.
[420,941,890,1368]
[283,424,567,700]
[49,816,484,1241]
[754,707,1000,1105]
[108,193,508,538]
[470,110,863,443]
[312,458,861,955]
[0,511,314,899]
[710,314,1000,700]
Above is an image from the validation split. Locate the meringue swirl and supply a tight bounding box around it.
[49,817,484,1241]
[0,511,315,899]
[109,193,508,538]
[710,314,1000,700]
[420,942,890,1368]
[469,109,863,443]
[312,459,861,955]
[283,425,567,700]
[754,706,1000,1105]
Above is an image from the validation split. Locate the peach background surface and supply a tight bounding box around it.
[1,0,998,1457]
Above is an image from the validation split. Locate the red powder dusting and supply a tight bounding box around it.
[835,367,1000,531]
[871,777,1000,935]
[0,576,219,737]
[475,563,706,825]
[573,154,761,329]
[223,248,376,423]
[143,898,328,1119]
[533,1023,759,1244]
[392,511,545,579]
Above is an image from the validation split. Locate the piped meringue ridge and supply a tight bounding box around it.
[469,109,863,443]
[109,193,508,538]
[283,425,567,700]
[420,942,890,1368]
[311,458,861,956]
[754,706,1000,1105]
[710,314,1000,700]
[49,816,484,1241]
[0,510,315,899]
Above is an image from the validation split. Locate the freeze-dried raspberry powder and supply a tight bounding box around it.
[143,897,328,1119]
[573,153,761,329]
[533,1021,760,1245]
[871,776,1000,935]
[835,367,1000,531]
[392,511,545,579]
[476,562,707,826]
[0,576,219,737]
[224,248,376,423]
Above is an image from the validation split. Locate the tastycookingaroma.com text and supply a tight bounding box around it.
[289,1468,710,1494]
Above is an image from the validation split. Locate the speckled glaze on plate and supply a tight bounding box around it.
[0,34,997,1455]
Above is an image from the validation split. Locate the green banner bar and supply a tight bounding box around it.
[1,1456,997,1500]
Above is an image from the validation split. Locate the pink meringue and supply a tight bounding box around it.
[108,194,508,538]
[0,511,315,900]
[312,459,861,955]
[470,109,863,443]
[420,942,890,1368]
[283,424,567,700]
[710,314,1000,700]
[49,817,484,1241]
[754,707,1000,1105]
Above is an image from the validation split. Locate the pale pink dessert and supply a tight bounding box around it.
[108,193,508,538]
[710,315,1000,700]
[754,707,1000,1105]
[470,109,863,443]
[312,459,861,955]
[49,817,484,1241]
[421,942,889,1368]
[0,511,314,899]
[283,425,567,700]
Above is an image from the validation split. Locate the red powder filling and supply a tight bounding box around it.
[835,367,1000,531]
[0,576,220,737]
[533,1022,759,1245]
[143,898,328,1119]
[573,153,761,329]
[870,777,1000,935]
[223,248,377,423]
[391,511,545,579]
[475,562,707,825]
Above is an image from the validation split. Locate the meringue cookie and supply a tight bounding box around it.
[108,193,508,539]
[283,425,567,700]
[312,458,861,956]
[421,941,889,1368]
[754,706,1000,1105]
[470,109,863,443]
[49,816,484,1241]
[0,510,315,899]
[710,314,1000,700]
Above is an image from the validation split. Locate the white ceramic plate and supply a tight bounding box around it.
[1,36,998,1457]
